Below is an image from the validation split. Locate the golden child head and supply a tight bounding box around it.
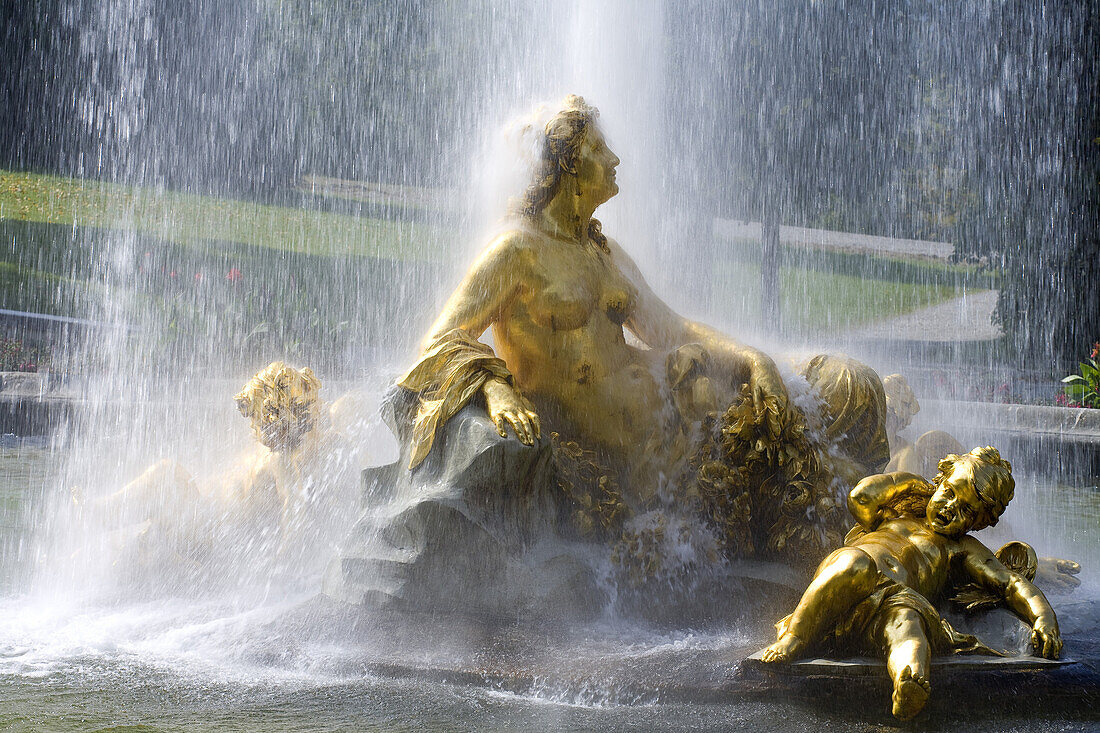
[234,362,322,453]
[928,446,1014,535]
[882,373,920,437]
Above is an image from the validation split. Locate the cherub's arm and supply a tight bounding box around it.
[960,536,1062,658]
[229,451,278,509]
[848,472,932,530]
[87,458,197,526]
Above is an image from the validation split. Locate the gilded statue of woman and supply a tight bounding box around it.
[398,96,888,564]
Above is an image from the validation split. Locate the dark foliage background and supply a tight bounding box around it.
[665,0,1098,368]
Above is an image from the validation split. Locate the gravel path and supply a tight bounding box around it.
[841,289,1003,342]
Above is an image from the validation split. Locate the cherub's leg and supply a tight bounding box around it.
[877,606,932,721]
[762,547,879,662]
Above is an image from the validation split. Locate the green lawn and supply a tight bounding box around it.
[783,267,961,333]
[713,259,967,335]
[0,170,435,261]
[0,169,978,339]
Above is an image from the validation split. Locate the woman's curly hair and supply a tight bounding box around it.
[516,95,609,253]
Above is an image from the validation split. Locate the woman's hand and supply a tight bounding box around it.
[747,354,793,438]
[482,377,541,445]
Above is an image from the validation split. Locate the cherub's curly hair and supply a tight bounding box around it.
[234,362,322,452]
[933,446,1014,531]
[516,94,609,253]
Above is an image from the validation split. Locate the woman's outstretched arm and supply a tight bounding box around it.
[420,233,526,347]
[608,239,791,426]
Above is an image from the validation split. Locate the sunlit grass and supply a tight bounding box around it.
[0,170,435,261]
[782,267,960,334]
[716,260,964,334]
[0,169,969,333]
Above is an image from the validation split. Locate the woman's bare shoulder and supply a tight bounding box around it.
[604,236,645,277]
[481,227,541,263]
[462,229,538,278]
[604,235,628,258]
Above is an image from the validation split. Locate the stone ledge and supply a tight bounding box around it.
[922,399,1100,444]
[0,371,88,399]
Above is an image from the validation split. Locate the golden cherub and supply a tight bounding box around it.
[760,446,1061,720]
[77,362,367,572]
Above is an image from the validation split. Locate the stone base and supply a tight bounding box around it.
[323,393,606,621]
[742,650,1074,677]
[742,600,1094,678]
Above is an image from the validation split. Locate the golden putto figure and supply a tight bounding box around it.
[398,95,889,565]
[761,446,1062,720]
[79,362,364,573]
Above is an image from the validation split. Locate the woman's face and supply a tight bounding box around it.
[574,125,620,205]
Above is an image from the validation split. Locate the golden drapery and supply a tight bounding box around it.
[802,354,891,474]
[398,328,514,469]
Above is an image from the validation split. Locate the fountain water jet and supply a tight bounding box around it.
[0,1,1096,729]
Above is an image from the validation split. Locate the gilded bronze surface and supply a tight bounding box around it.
[404,96,795,499]
[881,373,1082,593]
[549,431,626,538]
[234,361,323,454]
[399,95,889,569]
[761,446,1063,721]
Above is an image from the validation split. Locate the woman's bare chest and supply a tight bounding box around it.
[522,243,638,331]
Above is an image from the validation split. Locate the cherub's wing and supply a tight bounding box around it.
[885,481,934,519]
[996,540,1038,580]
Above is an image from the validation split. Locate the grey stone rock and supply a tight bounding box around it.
[943,604,1033,654]
[324,390,605,620]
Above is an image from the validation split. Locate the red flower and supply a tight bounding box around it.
[1091,342,1099,360]
[226,267,243,282]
